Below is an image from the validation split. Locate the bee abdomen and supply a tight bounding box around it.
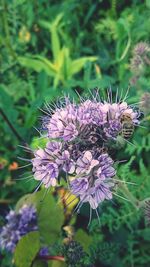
[121,122,134,139]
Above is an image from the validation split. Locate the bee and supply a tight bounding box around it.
[120,113,134,139]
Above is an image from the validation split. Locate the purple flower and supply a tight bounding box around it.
[31,95,140,210]
[0,205,38,253]
[32,142,62,187]
[104,120,122,139]
[80,180,114,209]
[76,151,99,175]
[42,98,139,142]
[45,141,62,155]
[56,150,75,174]
[46,102,78,141]
[78,100,107,126]
[18,205,38,235]
[63,123,78,141]
[70,152,116,209]
[32,141,76,187]
[70,177,89,196]
[0,226,20,253]
[0,205,51,255]
[97,153,116,178]
[39,247,49,256]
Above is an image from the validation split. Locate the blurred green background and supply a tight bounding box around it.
[0,0,150,267]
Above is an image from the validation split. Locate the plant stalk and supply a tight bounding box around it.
[38,255,65,262]
[117,180,140,209]
[0,108,26,144]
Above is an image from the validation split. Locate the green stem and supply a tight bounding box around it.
[1,0,17,60]
[0,108,27,145]
[117,180,140,209]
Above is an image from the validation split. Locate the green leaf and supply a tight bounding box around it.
[15,190,64,245]
[53,48,65,70]
[15,194,33,212]
[48,262,66,267]
[59,47,71,81]
[70,57,97,76]
[40,14,63,63]
[146,0,150,8]
[14,231,40,267]
[37,191,64,245]
[34,56,57,74]
[0,85,18,121]
[18,57,56,76]
[50,14,63,63]
[74,229,92,253]
[39,20,52,30]
[52,13,64,28]
[0,85,25,137]
[31,136,49,150]
[50,26,61,64]
[137,229,150,241]
[32,259,48,267]
[116,18,131,62]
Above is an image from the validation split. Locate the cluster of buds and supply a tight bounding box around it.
[31,95,140,211]
[140,92,150,115]
[130,42,150,85]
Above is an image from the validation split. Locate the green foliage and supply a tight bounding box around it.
[0,1,150,267]
[16,190,64,245]
[37,192,64,246]
[74,229,92,253]
[14,231,40,267]
[31,136,49,150]
[32,260,48,267]
[62,241,91,267]
[18,14,97,87]
[48,262,66,267]
[90,241,120,266]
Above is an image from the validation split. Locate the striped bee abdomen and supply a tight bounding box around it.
[121,121,134,139]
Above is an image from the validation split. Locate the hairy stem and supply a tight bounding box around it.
[117,180,140,209]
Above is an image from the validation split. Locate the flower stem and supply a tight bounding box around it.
[38,255,65,262]
[117,180,140,209]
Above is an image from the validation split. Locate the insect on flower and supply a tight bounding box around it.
[18,88,142,225]
[120,113,135,139]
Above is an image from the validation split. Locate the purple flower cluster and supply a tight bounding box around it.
[32,142,75,188]
[45,100,138,142]
[32,97,139,210]
[70,152,115,209]
[0,205,37,253]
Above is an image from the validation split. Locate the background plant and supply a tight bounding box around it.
[0,1,150,267]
